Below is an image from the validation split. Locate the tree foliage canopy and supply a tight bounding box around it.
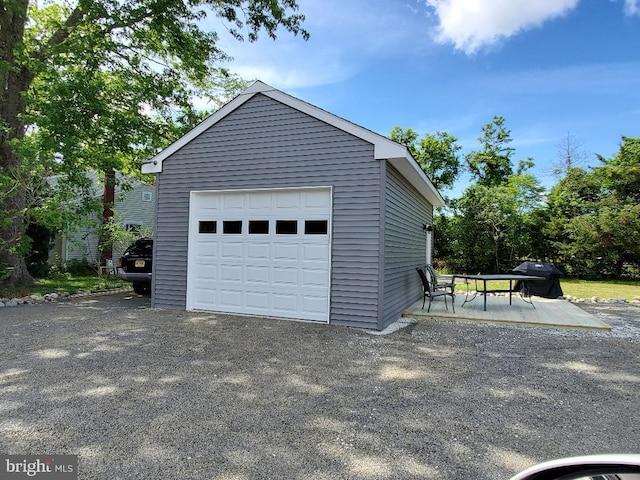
[545,136,640,278]
[0,0,308,285]
[465,115,514,187]
[389,126,462,191]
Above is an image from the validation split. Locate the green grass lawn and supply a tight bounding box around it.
[560,278,640,301]
[453,278,640,301]
[3,273,639,302]
[1,274,128,298]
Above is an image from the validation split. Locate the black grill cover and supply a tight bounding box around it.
[512,261,564,299]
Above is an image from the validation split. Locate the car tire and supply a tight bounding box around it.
[133,282,150,295]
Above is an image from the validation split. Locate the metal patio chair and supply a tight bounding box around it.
[425,264,455,294]
[416,267,455,313]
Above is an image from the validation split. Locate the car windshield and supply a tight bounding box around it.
[124,238,153,256]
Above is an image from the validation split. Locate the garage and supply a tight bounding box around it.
[186,187,332,322]
[144,81,444,330]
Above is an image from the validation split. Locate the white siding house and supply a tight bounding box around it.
[50,173,155,264]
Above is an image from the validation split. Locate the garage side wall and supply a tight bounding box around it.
[382,164,433,329]
[153,94,383,329]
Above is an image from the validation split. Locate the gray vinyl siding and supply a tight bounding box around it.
[153,94,382,329]
[382,164,433,328]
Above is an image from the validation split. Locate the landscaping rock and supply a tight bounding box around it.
[6,299,18,307]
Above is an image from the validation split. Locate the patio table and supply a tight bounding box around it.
[453,273,546,311]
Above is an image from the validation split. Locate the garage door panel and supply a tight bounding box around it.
[246,266,269,284]
[304,189,331,208]
[302,269,328,287]
[275,191,300,209]
[274,244,299,261]
[302,295,328,314]
[221,242,243,259]
[194,286,217,307]
[273,293,298,312]
[219,289,243,308]
[246,291,269,309]
[194,265,217,281]
[188,188,331,322]
[247,243,269,260]
[273,266,299,286]
[220,264,242,282]
[248,192,272,210]
[198,195,220,210]
[302,244,329,262]
[195,240,218,258]
[222,192,245,209]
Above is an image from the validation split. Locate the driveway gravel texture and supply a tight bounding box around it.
[1,294,639,480]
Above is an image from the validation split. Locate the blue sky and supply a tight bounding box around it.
[217,0,640,194]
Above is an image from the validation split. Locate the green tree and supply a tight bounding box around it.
[451,173,544,273]
[1,0,308,286]
[597,135,640,202]
[545,136,640,278]
[465,115,514,187]
[390,126,462,191]
[435,116,545,273]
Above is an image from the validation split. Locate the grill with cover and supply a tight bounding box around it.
[513,261,563,299]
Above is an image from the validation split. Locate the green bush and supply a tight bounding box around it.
[54,259,96,277]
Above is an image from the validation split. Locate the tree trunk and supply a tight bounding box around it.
[101,169,116,264]
[0,0,34,286]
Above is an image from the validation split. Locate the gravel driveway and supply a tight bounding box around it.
[1,293,639,479]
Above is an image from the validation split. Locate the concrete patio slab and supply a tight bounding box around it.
[403,294,612,331]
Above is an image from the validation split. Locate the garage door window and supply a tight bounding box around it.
[276,220,297,235]
[223,221,242,234]
[305,220,328,235]
[249,220,269,234]
[199,221,217,234]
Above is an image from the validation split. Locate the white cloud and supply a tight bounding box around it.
[425,0,579,54]
[625,0,640,15]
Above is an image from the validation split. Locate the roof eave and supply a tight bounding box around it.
[141,80,446,207]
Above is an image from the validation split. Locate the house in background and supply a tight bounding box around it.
[142,81,444,330]
[49,172,155,266]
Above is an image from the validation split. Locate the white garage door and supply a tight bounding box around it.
[186,187,332,322]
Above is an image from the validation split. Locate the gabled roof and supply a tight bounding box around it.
[142,81,444,206]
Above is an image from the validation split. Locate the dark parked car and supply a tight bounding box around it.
[117,237,153,295]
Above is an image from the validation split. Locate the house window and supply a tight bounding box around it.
[276,220,297,235]
[305,220,328,235]
[249,220,269,234]
[142,191,152,202]
[223,221,242,234]
[199,221,217,234]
